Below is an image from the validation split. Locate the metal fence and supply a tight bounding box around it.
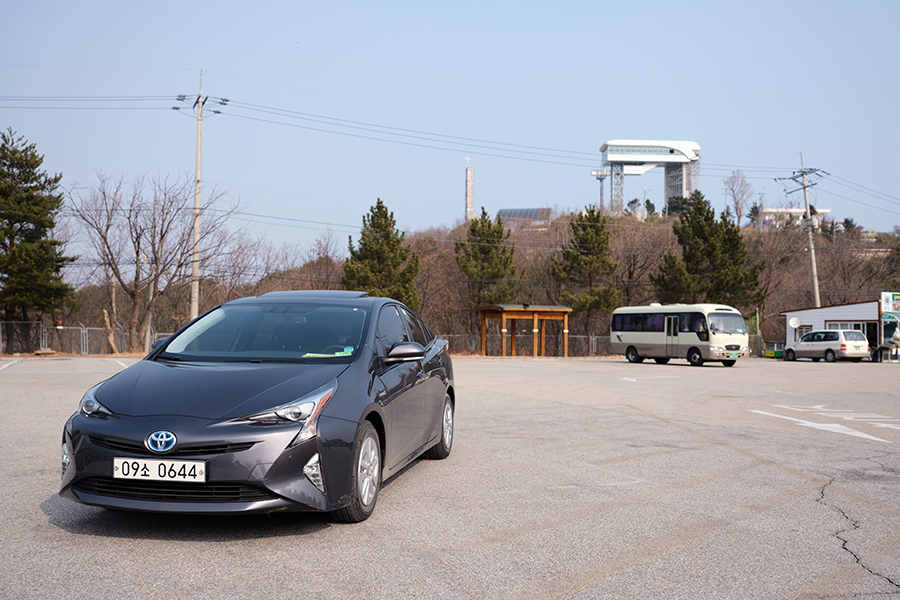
[1,321,132,355]
[442,333,765,358]
[2,320,766,359]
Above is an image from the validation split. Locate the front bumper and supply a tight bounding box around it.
[59,414,358,515]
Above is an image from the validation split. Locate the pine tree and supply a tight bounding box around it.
[454,207,517,309]
[651,191,764,308]
[342,199,420,310]
[551,206,623,333]
[0,128,75,324]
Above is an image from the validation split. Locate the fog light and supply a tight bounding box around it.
[61,441,70,477]
[304,453,325,493]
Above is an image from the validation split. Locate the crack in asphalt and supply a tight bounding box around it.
[817,477,900,592]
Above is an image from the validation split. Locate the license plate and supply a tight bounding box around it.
[727,353,739,359]
[114,457,206,482]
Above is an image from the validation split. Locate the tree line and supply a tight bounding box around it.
[3,130,899,354]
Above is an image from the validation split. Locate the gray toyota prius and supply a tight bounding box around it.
[59,290,455,522]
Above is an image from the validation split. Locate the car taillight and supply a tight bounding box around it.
[841,344,847,351]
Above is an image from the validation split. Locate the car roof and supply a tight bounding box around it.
[221,290,390,309]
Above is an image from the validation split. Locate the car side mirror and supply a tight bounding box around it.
[384,341,426,364]
[151,338,168,350]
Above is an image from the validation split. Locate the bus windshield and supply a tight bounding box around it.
[708,313,747,335]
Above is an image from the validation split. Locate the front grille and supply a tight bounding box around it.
[74,477,279,503]
[89,436,255,457]
[725,344,740,351]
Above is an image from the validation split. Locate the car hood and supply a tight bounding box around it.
[95,360,350,420]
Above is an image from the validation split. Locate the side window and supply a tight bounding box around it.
[401,307,432,346]
[825,332,839,342]
[800,332,814,343]
[376,306,410,357]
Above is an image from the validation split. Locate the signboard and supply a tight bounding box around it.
[882,292,900,313]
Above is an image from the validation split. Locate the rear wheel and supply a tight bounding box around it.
[626,347,643,363]
[332,421,381,523]
[785,349,796,361]
[687,348,704,367]
[825,349,836,363]
[424,395,453,460]
[722,360,736,367]
[653,357,670,365]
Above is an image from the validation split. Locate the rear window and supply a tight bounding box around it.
[843,331,867,342]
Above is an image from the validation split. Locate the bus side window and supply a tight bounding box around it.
[680,314,690,332]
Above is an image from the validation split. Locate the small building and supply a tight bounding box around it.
[781,292,900,360]
[479,304,572,357]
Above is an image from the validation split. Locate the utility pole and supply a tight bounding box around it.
[190,71,206,320]
[775,156,828,307]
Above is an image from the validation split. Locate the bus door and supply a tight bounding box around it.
[665,315,680,357]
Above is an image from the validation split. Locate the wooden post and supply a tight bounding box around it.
[510,319,517,356]
[532,314,539,357]
[501,314,507,357]
[541,320,546,356]
[563,313,569,358]
[480,311,487,356]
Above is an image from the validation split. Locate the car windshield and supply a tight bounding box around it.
[158,303,368,363]
[708,313,747,335]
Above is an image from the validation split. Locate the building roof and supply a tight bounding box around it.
[600,140,701,165]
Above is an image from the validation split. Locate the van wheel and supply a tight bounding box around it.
[784,349,796,361]
[722,360,736,367]
[653,357,670,364]
[824,350,836,363]
[687,348,704,367]
[626,347,643,363]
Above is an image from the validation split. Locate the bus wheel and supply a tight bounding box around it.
[687,348,704,367]
[626,347,643,363]
[722,360,736,367]
[654,357,670,364]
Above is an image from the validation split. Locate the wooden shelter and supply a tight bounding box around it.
[479,304,572,357]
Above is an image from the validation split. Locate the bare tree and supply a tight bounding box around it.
[67,172,237,351]
[724,170,753,228]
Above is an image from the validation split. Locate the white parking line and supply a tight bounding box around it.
[0,360,19,371]
[749,410,890,443]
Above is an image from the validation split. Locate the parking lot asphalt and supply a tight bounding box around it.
[2,355,899,599]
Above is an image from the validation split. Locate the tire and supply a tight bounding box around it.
[824,350,836,363]
[424,395,453,460]
[785,349,796,361]
[722,360,736,367]
[687,348,704,367]
[851,358,862,363]
[653,357,670,365]
[332,421,381,523]
[626,347,643,363]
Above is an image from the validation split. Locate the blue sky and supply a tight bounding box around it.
[3,1,899,255]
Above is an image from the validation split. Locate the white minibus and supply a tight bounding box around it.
[610,303,751,367]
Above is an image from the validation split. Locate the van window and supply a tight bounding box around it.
[825,332,839,342]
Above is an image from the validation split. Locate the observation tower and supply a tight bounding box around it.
[592,140,701,213]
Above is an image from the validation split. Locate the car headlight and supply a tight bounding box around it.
[79,384,113,417]
[242,380,337,447]
[710,346,724,354]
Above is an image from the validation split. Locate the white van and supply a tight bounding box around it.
[784,330,869,362]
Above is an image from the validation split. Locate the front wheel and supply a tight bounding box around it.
[722,360,736,367]
[825,350,836,363]
[332,421,381,523]
[626,346,643,363]
[687,348,704,367]
[424,395,453,460]
[653,357,670,365]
